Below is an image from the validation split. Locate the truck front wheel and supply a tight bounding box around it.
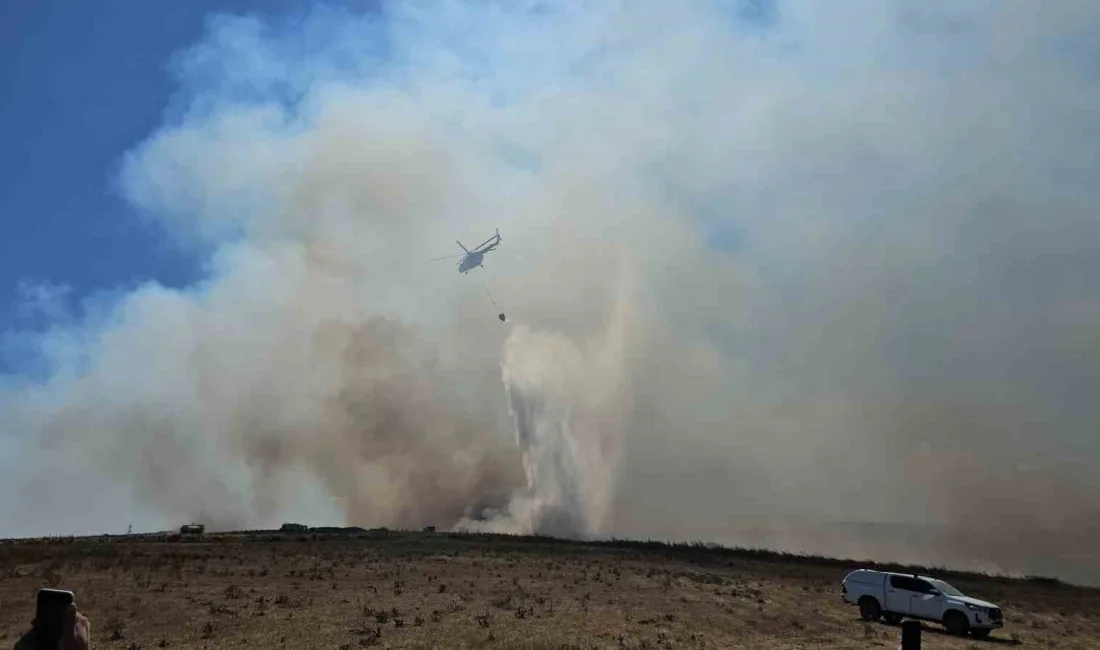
[859,597,882,622]
[944,611,970,637]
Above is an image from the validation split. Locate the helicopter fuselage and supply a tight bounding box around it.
[459,251,484,273]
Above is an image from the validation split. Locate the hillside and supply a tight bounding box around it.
[2,529,1098,648]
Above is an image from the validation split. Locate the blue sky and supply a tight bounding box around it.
[0,0,322,369]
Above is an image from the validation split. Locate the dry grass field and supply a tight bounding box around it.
[2,530,1098,649]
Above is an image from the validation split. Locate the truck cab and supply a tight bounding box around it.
[842,569,1004,638]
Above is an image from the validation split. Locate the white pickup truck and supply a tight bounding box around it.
[841,569,1004,638]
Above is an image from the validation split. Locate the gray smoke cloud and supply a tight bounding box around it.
[2,0,1100,584]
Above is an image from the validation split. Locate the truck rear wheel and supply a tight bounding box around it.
[944,611,969,637]
[859,597,882,622]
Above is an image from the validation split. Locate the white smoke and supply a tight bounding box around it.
[2,0,1100,584]
[459,253,635,536]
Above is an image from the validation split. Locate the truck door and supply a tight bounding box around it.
[908,579,943,620]
[886,575,916,613]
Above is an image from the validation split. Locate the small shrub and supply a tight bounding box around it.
[107,617,126,641]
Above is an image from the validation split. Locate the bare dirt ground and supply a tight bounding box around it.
[2,530,1098,649]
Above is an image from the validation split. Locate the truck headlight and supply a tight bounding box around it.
[965,603,985,612]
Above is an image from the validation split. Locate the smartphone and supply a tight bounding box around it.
[35,588,74,646]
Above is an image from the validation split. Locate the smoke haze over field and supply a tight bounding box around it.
[3,1,1100,583]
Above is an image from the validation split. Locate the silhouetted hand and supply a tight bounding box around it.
[58,604,90,650]
[11,627,36,650]
[11,604,90,650]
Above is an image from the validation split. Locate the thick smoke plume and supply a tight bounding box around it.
[459,254,635,537]
[3,0,1100,584]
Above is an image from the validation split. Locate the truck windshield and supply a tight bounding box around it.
[929,579,964,597]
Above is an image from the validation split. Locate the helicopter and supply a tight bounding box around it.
[431,228,501,274]
[432,228,508,322]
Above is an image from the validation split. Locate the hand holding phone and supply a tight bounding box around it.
[16,589,88,650]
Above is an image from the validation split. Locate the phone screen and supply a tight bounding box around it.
[35,588,74,645]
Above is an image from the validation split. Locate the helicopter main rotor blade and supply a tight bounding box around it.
[430,254,467,261]
[473,230,501,251]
